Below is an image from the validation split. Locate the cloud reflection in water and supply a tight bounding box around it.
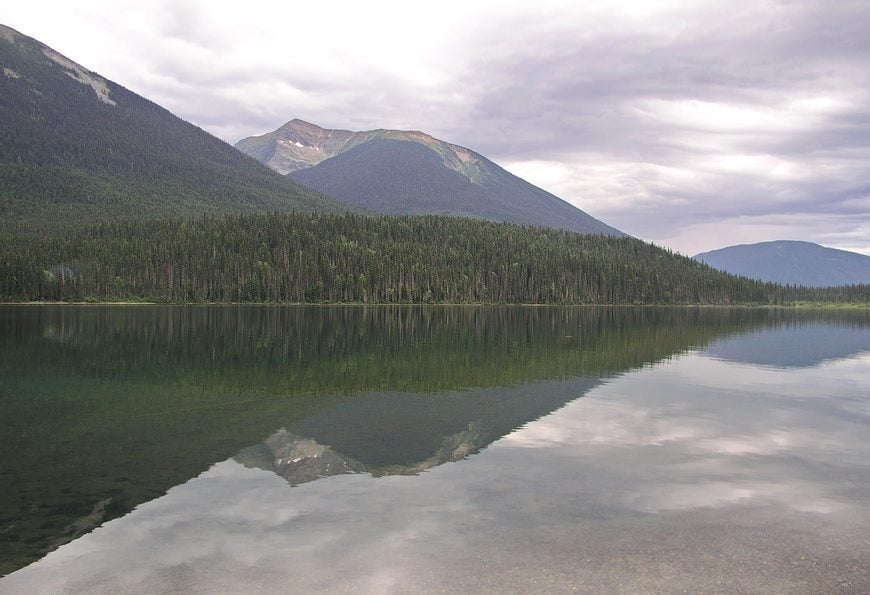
[3,339,869,593]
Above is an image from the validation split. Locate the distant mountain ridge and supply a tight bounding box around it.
[236,120,624,236]
[0,25,344,228]
[694,240,870,287]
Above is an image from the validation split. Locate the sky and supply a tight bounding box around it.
[4,0,869,255]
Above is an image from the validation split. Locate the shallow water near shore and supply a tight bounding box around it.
[1,305,868,592]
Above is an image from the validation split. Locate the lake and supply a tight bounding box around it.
[1,305,868,593]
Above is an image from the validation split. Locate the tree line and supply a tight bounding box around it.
[1,212,867,304]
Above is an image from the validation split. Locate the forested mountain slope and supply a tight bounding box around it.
[2,212,866,304]
[0,25,345,228]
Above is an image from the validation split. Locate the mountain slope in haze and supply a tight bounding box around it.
[0,25,345,228]
[237,120,624,236]
[694,240,870,287]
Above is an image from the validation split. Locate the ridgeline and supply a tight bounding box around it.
[0,24,344,229]
[238,119,623,236]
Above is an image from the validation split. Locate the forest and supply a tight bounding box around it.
[1,212,867,305]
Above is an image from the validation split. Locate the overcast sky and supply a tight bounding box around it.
[5,0,869,255]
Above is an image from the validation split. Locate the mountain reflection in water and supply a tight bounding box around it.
[235,378,602,484]
[706,320,870,368]
[1,305,868,588]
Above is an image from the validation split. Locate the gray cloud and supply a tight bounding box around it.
[448,3,870,252]
[3,0,869,254]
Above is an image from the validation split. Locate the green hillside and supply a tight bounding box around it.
[0,25,345,229]
[2,212,867,304]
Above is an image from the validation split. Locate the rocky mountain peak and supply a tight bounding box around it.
[236,118,624,236]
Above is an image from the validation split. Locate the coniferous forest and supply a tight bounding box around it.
[0,26,343,228]
[1,212,867,305]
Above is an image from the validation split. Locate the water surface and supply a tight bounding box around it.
[1,306,868,592]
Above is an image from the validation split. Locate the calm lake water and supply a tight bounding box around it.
[1,305,869,593]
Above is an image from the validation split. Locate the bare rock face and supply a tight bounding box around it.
[235,120,355,174]
[235,429,366,485]
[40,47,116,105]
[235,119,486,178]
[0,24,116,105]
[235,423,489,486]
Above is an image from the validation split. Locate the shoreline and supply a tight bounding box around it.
[2,301,867,309]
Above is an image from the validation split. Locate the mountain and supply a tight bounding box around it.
[236,119,624,236]
[705,323,870,369]
[694,240,870,287]
[236,377,602,485]
[0,25,344,229]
